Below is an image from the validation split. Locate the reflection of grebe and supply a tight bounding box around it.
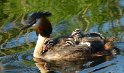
[33,55,114,73]
[21,12,119,61]
[0,63,4,73]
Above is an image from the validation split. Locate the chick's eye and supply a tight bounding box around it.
[44,40,48,44]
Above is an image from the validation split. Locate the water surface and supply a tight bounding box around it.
[0,0,124,73]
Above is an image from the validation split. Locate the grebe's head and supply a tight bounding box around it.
[21,12,52,37]
[70,29,83,44]
[71,29,83,37]
[71,29,83,39]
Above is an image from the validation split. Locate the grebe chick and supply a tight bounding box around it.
[67,29,84,45]
[43,38,55,53]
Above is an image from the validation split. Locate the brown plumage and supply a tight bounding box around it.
[21,12,119,61]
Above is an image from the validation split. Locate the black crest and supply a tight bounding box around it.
[30,11,52,19]
[21,11,52,30]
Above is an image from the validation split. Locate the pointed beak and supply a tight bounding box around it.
[21,18,36,30]
[21,22,34,30]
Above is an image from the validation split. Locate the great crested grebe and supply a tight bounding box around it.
[21,12,119,61]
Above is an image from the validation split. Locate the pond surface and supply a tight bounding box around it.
[0,0,124,73]
[0,22,124,73]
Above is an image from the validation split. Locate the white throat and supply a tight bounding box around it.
[33,34,47,58]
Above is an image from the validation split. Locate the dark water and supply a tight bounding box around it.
[0,0,124,73]
[0,22,124,73]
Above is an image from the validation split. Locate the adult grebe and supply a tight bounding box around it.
[21,12,119,61]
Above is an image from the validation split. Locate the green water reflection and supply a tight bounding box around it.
[0,0,124,73]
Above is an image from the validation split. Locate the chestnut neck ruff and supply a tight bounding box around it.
[35,17,52,37]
